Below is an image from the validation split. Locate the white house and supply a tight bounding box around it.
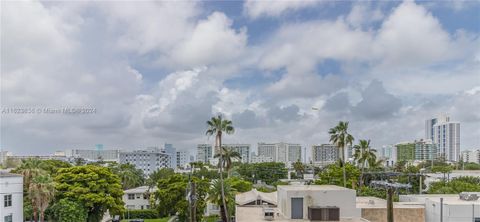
[123,186,157,210]
[0,172,23,222]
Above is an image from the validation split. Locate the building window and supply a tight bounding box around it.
[4,194,12,207]
[4,215,13,222]
[128,194,135,200]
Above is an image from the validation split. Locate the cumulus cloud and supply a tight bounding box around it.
[352,80,402,119]
[243,0,322,19]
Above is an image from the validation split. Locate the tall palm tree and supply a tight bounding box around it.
[206,114,234,222]
[214,146,241,176]
[208,179,236,222]
[16,158,46,189]
[353,139,377,188]
[29,175,55,222]
[329,121,354,187]
[292,160,305,177]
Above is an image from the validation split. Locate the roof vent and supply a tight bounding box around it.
[459,192,479,201]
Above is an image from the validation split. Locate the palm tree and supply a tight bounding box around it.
[329,121,354,187]
[353,139,377,188]
[206,114,234,222]
[208,179,236,222]
[292,160,305,178]
[29,175,55,222]
[214,146,241,176]
[16,158,46,190]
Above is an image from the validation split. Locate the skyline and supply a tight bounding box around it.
[1,1,480,155]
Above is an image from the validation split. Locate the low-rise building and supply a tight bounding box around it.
[119,148,172,176]
[123,186,157,210]
[65,148,120,162]
[462,149,480,164]
[0,172,23,222]
[400,193,480,222]
[357,196,424,222]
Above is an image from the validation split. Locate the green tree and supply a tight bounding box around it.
[208,179,236,221]
[110,163,145,189]
[315,163,360,189]
[155,174,208,221]
[41,160,72,176]
[29,174,55,222]
[292,160,305,178]
[14,158,47,189]
[226,177,252,193]
[428,176,480,194]
[50,199,87,222]
[353,139,377,188]
[206,114,235,222]
[329,121,354,187]
[54,165,124,222]
[215,146,241,177]
[237,162,288,185]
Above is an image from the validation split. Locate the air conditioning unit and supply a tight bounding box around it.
[308,206,340,221]
[459,192,479,201]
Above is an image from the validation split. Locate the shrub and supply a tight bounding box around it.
[123,209,159,219]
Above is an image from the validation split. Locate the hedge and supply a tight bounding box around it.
[123,209,159,219]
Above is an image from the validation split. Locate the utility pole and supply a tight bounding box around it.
[440,198,444,222]
[387,186,394,222]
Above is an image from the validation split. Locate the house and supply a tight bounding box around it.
[0,172,23,222]
[235,189,277,206]
[123,186,157,210]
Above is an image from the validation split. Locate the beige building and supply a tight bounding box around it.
[357,196,425,222]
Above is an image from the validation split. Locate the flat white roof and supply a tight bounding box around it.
[277,185,353,191]
[400,194,480,205]
[124,186,157,194]
[236,206,368,222]
[356,196,424,209]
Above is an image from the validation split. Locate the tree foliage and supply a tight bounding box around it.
[428,176,480,194]
[54,165,124,222]
[315,163,360,189]
[109,163,145,189]
[226,177,252,193]
[49,199,87,222]
[236,162,288,185]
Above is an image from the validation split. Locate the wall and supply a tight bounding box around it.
[0,176,23,222]
[361,208,425,222]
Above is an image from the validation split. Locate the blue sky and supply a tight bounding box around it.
[1,0,479,158]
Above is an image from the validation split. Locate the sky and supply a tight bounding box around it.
[1,0,479,157]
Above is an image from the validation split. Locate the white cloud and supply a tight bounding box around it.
[244,0,322,19]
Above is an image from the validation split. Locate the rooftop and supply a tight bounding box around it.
[277,184,353,191]
[124,186,158,194]
[0,171,23,178]
[356,196,424,209]
[236,189,277,205]
[236,206,368,222]
[400,194,480,205]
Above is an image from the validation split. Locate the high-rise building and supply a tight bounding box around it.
[311,144,338,166]
[379,145,396,167]
[395,142,415,162]
[65,148,120,162]
[176,151,189,168]
[223,144,250,163]
[414,139,437,161]
[164,143,176,169]
[461,149,480,164]
[196,144,212,163]
[257,142,302,166]
[429,115,460,162]
[119,148,171,176]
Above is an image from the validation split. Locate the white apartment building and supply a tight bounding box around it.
[379,144,397,167]
[0,172,23,222]
[311,144,338,166]
[257,142,302,166]
[65,148,120,162]
[426,114,461,162]
[223,144,250,163]
[123,186,157,210]
[251,155,274,163]
[119,148,172,176]
[176,151,189,168]
[400,193,480,222]
[197,144,213,164]
[462,149,480,164]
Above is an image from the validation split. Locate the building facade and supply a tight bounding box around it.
[123,186,157,210]
[311,144,338,166]
[176,151,189,168]
[461,149,480,164]
[379,145,397,167]
[119,148,172,176]
[396,142,415,162]
[65,149,120,162]
[224,144,250,163]
[250,155,274,163]
[197,144,213,164]
[0,172,23,222]
[415,139,437,161]
[257,142,302,166]
[426,114,461,162]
